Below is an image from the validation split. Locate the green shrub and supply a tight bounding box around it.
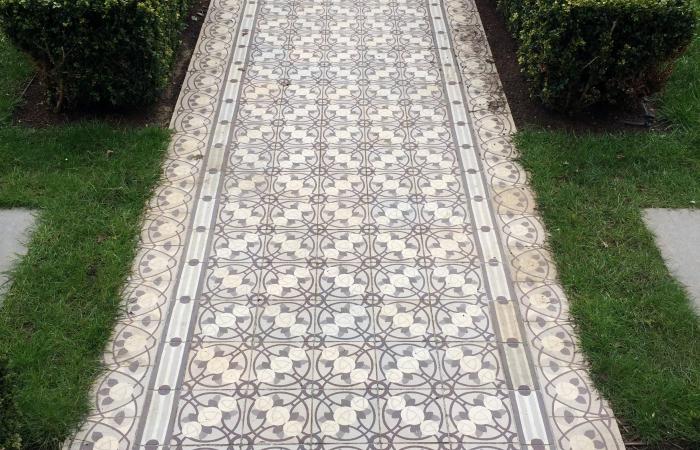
[497,0,696,111]
[0,0,192,110]
[0,357,21,450]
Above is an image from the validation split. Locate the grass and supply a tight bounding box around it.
[0,37,170,448]
[516,10,700,448]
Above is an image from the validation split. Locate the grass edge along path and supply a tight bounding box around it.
[0,35,171,448]
[515,12,700,448]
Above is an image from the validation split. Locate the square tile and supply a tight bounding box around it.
[268,199,316,230]
[194,300,257,342]
[319,230,370,262]
[432,301,495,342]
[314,389,381,444]
[210,230,267,263]
[266,230,316,263]
[376,343,441,388]
[315,342,378,389]
[376,301,433,341]
[184,340,254,390]
[257,301,315,342]
[438,342,507,390]
[322,145,365,172]
[241,390,313,445]
[318,264,371,300]
[218,199,268,229]
[316,301,375,342]
[170,390,246,445]
[378,389,450,444]
[442,390,519,444]
[320,199,369,229]
[426,264,483,300]
[250,342,316,390]
[201,264,261,303]
[370,199,419,229]
[420,229,477,263]
[320,173,366,199]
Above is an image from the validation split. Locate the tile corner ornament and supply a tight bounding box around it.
[66,0,626,449]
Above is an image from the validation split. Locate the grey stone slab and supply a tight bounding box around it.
[0,208,36,304]
[643,208,700,312]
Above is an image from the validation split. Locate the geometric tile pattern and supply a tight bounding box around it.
[65,0,626,449]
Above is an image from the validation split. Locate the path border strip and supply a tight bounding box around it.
[64,0,246,447]
[441,0,626,448]
[133,0,260,446]
[426,0,552,445]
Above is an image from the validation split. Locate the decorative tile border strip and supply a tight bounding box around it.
[133,0,259,444]
[64,0,244,447]
[441,0,626,449]
[426,0,551,445]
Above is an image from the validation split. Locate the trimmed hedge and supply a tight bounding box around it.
[496,0,696,111]
[0,0,192,109]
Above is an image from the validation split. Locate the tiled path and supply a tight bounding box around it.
[67,0,625,449]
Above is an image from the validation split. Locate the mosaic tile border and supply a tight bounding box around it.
[442,0,625,448]
[425,0,551,445]
[64,0,244,447]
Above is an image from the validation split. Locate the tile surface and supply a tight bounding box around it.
[65,0,626,449]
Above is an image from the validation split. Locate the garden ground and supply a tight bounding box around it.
[0,33,170,448]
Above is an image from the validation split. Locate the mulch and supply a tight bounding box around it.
[12,0,210,128]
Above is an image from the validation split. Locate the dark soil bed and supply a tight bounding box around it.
[474,0,651,133]
[13,0,209,128]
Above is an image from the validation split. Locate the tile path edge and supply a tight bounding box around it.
[64,0,243,446]
[443,0,625,448]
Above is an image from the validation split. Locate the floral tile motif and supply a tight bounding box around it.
[67,0,625,447]
[317,301,375,342]
[438,343,506,390]
[257,301,315,342]
[241,391,314,445]
[376,301,433,341]
[170,391,246,445]
[195,300,257,342]
[550,416,625,450]
[377,344,441,388]
[378,390,449,444]
[537,357,615,419]
[183,340,254,391]
[314,390,380,444]
[432,301,494,342]
[315,343,378,389]
[442,390,519,444]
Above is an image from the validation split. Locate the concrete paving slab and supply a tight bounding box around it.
[644,208,700,312]
[0,208,36,304]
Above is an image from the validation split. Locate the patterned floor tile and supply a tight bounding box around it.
[67,0,625,447]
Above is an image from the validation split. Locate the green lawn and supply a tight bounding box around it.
[0,37,170,448]
[516,12,700,449]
